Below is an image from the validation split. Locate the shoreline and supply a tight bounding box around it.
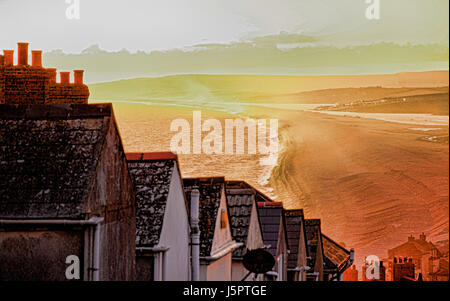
[267,109,448,268]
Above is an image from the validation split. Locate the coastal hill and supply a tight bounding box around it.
[89,71,449,108]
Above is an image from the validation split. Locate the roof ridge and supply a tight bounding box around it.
[321,233,351,254]
[126,152,177,161]
[0,104,112,119]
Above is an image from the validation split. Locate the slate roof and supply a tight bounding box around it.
[126,152,178,247]
[285,209,307,269]
[305,219,323,269]
[257,205,285,258]
[322,233,351,272]
[183,177,225,257]
[0,104,112,219]
[225,181,260,258]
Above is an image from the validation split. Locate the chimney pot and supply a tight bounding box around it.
[419,233,426,241]
[17,42,29,66]
[60,72,71,84]
[73,70,84,85]
[3,50,14,66]
[31,50,42,67]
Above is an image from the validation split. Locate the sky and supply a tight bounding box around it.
[0,0,448,53]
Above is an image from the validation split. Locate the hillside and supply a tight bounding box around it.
[89,71,449,105]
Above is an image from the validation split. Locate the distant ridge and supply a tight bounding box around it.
[89,71,449,105]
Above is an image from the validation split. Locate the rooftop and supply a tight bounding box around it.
[322,233,352,272]
[0,103,113,219]
[225,181,259,258]
[183,177,225,257]
[388,234,439,258]
[258,206,285,257]
[285,209,306,269]
[126,152,179,247]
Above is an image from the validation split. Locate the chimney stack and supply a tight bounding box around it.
[73,70,84,85]
[60,72,70,84]
[3,50,14,66]
[47,68,57,83]
[17,42,29,66]
[31,50,42,67]
[0,55,4,66]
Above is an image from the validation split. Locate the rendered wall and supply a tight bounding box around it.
[88,115,136,281]
[0,230,84,281]
[210,187,233,254]
[201,252,232,281]
[157,162,191,280]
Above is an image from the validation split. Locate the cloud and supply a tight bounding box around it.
[0,0,447,53]
[41,31,449,83]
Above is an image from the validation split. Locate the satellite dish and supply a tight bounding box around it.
[243,248,275,274]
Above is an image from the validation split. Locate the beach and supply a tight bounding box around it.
[265,108,449,267]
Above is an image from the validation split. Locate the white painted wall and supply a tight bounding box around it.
[277,221,288,281]
[211,185,233,255]
[201,185,233,281]
[157,162,191,281]
[246,202,265,251]
[202,252,232,281]
[232,261,246,281]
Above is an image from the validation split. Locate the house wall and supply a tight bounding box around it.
[210,186,233,255]
[202,187,233,281]
[314,236,324,281]
[201,252,232,281]
[246,202,265,252]
[231,261,246,281]
[232,261,265,281]
[277,222,289,281]
[0,230,84,281]
[136,255,155,281]
[157,162,190,281]
[87,115,136,281]
[297,222,308,281]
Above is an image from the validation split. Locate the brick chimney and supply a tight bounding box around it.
[419,233,426,241]
[47,68,57,83]
[60,72,70,84]
[408,235,415,242]
[73,70,84,85]
[3,50,14,66]
[17,42,29,66]
[31,50,42,67]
